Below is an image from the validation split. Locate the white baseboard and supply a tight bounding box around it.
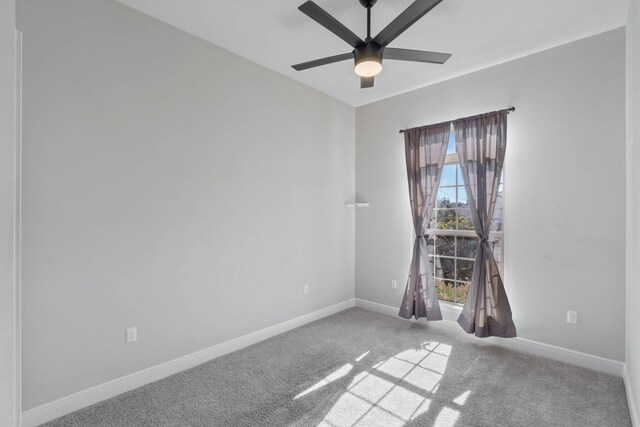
[21,298,356,427]
[624,364,640,427]
[355,298,624,377]
[354,297,463,323]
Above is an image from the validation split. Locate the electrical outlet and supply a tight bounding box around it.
[126,327,137,343]
[391,280,397,290]
[566,311,578,325]
[303,285,309,295]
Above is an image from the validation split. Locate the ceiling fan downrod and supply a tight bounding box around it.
[359,0,377,40]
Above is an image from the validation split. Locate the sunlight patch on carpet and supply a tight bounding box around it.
[294,363,353,400]
[297,341,464,427]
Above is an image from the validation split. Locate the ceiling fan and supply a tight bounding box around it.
[292,0,451,88]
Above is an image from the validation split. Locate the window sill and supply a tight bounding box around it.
[439,300,463,322]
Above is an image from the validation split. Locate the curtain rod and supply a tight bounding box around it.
[398,106,515,134]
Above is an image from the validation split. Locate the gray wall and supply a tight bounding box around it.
[18,0,355,409]
[0,0,19,424]
[626,0,640,419]
[355,29,626,361]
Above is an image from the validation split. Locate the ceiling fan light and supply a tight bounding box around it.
[354,42,383,77]
[354,59,382,77]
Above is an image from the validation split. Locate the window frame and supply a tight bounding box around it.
[426,152,506,305]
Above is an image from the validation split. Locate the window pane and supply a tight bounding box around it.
[433,256,443,279]
[457,260,475,282]
[440,164,457,187]
[457,186,468,207]
[437,187,456,208]
[456,282,471,304]
[456,236,477,259]
[435,236,455,257]
[446,130,456,155]
[457,209,474,230]
[436,279,455,302]
[457,164,464,185]
[434,257,456,280]
[436,209,456,229]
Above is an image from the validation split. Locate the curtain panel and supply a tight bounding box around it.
[399,123,450,320]
[453,111,516,338]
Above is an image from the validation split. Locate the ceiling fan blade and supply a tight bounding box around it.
[384,48,451,64]
[361,76,374,88]
[299,1,364,48]
[373,0,443,47]
[291,52,354,71]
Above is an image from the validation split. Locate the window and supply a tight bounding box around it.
[428,127,504,304]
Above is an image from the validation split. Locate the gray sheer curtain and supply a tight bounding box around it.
[454,111,516,338]
[399,123,450,320]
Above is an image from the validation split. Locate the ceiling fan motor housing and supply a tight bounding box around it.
[355,42,383,63]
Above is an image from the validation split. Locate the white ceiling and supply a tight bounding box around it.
[114,0,628,107]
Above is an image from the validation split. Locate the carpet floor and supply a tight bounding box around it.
[43,308,631,426]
